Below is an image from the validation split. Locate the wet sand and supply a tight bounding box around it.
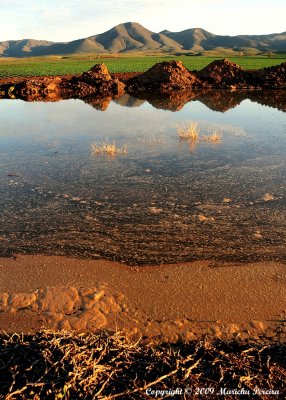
[0,255,285,342]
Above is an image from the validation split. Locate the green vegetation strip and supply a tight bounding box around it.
[0,331,285,399]
[0,55,285,78]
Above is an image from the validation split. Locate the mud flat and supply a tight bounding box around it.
[0,255,285,343]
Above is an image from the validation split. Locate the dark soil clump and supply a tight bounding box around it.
[111,71,142,83]
[251,62,286,89]
[127,60,202,94]
[3,76,65,102]
[0,64,125,101]
[70,63,125,97]
[196,58,250,88]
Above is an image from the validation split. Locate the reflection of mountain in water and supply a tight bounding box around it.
[248,90,286,112]
[114,93,145,108]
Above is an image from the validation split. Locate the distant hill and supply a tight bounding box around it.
[0,22,285,57]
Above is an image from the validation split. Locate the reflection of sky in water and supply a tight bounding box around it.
[0,96,285,192]
[170,99,286,139]
[0,96,285,263]
[0,97,285,169]
[0,97,285,143]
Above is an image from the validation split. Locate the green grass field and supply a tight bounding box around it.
[0,54,285,78]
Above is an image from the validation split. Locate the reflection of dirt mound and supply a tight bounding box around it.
[248,90,286,112]
[127,61,201,93]
[80,89,286,113]
[82,94,112,111]
[196,90,247,112]
[197,90,286,113]
[197,58,249,88]
[199,90,286,113]
[135,90,199,111]
[128,90,286,113]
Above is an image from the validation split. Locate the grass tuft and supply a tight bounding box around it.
[91,139,127,156]
[201,130,222,143]
[177,123,222,149]
[176,122,200,140]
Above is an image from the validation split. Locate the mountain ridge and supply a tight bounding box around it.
[0,22,285,57]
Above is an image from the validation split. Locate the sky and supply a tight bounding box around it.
[1,0,285,42]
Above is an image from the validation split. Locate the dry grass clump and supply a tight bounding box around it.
[176,122,200,140]
[0,330,285,399]
[177,122,222,148]
[202,130,222,143]
[91,139,127,156]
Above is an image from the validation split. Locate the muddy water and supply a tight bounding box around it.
[0,93,286,265]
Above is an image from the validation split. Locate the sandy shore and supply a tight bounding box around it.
[0,255,285,342]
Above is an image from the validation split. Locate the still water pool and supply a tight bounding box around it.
[0,92,285,264]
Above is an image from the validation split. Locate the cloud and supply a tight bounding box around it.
[0,0,285,41]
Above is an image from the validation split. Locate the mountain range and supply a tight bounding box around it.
[0,22,285,57]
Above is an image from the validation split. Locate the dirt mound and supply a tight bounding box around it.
[1,61,285,102]
[127,60,201,93]
[252,62,286,89]
[82,63,112,82]
[197,58,250,88]
[77,63,125,96]
[2,64,125,100]
[11,76,63,100]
